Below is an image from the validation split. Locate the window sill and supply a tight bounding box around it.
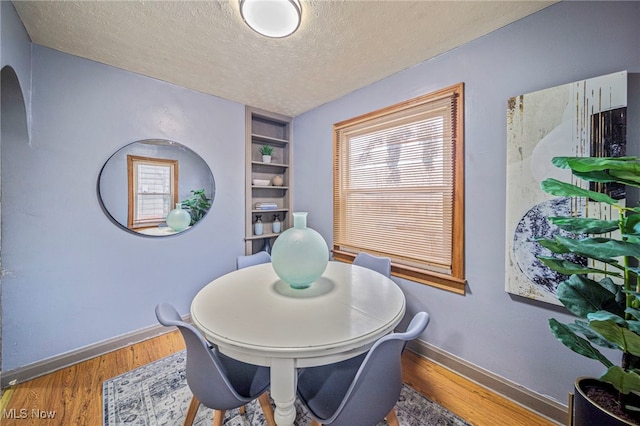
[333,251,466,295]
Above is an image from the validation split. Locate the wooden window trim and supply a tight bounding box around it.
[333,83,465,294]
[127,155,179,229]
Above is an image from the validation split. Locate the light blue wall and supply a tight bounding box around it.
[1,41,247,370]
[293,1,640,404]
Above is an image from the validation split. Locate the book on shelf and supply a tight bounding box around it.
[255,202,278,210]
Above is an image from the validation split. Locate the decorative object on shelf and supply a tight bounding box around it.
[272,214,281,233]
[252,178,271,186]
[272,175,284,186]
[260,144,274,163]
[166,203,191,232]
[179,189,212,225]
[254,215,263,236]
[271,212,329,289]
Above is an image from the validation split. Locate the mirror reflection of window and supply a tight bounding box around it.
[99,139,215,237]
[127,155,178,230]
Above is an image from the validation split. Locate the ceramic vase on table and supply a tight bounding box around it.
[271,212,329,289]
[166,203,191,232]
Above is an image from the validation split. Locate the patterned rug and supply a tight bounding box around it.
[103,350,470,426]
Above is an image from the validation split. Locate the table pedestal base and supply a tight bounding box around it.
[270,358,297,426]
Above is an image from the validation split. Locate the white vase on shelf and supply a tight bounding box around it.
[272,214,281,233]
[254,215,263,236]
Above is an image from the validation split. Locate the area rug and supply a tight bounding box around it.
[103,350,470,426]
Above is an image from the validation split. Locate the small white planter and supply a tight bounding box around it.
[262,155,272,163]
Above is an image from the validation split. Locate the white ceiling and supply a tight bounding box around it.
[12,1,556,117]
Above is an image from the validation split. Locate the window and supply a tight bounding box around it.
[333,83,465,294]
[127,155,178,229]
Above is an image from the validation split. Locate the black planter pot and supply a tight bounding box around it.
[573,377,638,426]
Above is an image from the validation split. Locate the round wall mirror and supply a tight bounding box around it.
[98,139,215,236]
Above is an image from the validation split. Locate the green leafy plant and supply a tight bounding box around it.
[179,189,212,225]
[260,144,274,156]
[537,156,640,414]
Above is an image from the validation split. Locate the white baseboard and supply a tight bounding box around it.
[0,316,190,389]
[406,339,567,425]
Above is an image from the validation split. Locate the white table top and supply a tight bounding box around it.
[191,261,406,365]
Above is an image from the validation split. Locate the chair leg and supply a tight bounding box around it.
[310,420,322,426]
[385,407,400,426]
[239,405,246,415]
[183,396,200,426]
[258,392,277,426]
[213,409,225,426]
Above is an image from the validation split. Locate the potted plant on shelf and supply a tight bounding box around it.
[260,144,274,163]
[536,156,640,425]
[179,189,212,225]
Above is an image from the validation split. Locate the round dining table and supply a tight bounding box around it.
[190,260,406,426]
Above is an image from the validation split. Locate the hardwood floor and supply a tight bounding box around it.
[401,351,558,426]
[0,331,559,425]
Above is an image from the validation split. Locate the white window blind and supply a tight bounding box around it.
[333,83,465,293]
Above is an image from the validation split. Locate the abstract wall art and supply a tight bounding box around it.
[505,71,627,304]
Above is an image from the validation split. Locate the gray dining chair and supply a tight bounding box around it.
[155,303,276,426]
[296,311,430,426]
[236,251,271,270]
[353,252,391,277]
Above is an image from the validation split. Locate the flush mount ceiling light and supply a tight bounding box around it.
[240,0,301,38]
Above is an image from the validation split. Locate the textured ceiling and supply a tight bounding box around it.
[12,0,555,117]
